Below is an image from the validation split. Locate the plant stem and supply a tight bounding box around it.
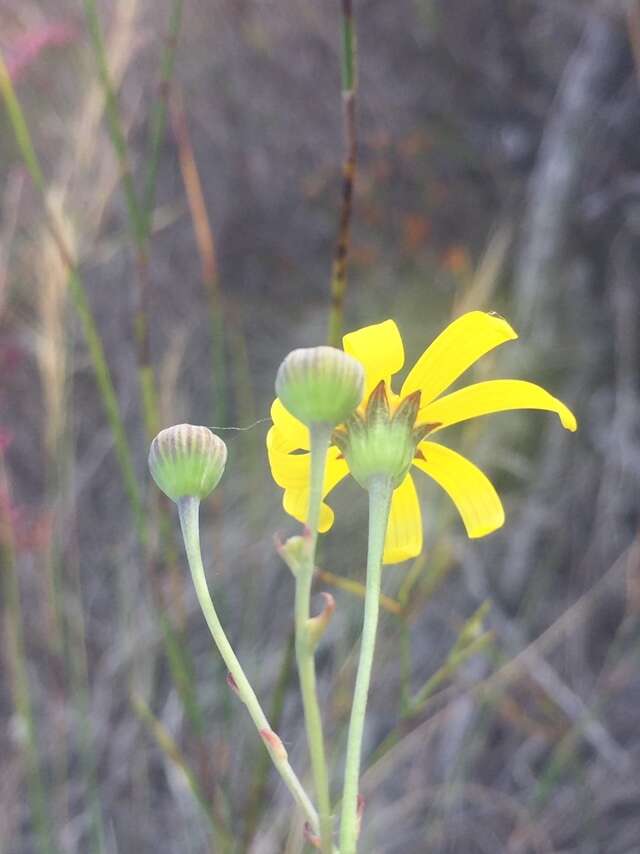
[295,424,334,853]
[339,475,393,854]
[83,0,161,441]
[327,0,358,347]
[171,92,226,427]
[176,496,320,833]
[0,460,56,854]
[143,0,184,223]
[0,49,145,543]
[83,0,146,244]
[131,692,233,850]
[242,631,295,848]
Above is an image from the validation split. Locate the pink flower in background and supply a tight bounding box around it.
[5,21,78,83]
[0,429,13,454]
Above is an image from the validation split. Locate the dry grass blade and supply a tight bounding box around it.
[171,87,226,424]
[362,534,640,791]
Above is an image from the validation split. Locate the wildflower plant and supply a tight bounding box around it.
[150,311,576,853]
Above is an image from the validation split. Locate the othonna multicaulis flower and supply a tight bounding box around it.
[273,344,364,853]
[267,311,577,564]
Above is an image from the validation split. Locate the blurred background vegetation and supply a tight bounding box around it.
[1,1,639,852]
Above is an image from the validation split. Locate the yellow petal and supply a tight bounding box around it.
[383,473,423,564]
[420,380,577,432]
[401,311,518,404]
[267,424,299,455]
[283,490,335,532]
[268,441,310,489]
[268,443,347,491]
[343,319,404,398]
[413,442,504,538]
[279,454,348,530]
[270,398,309,451]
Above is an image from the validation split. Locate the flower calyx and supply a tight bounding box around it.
[332,381,437,490]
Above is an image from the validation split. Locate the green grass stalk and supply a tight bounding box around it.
[82,0,160,441]
[80,5,213,750]
[82,0,146,244]
[67,268,146,537]
[131,693,233,851]
[64,559,108,854]
[171,94,227,426]
[42,358,106,852]
[0,460,57,854]
[143,0,185,222]
[0,49,146,540]
[1,37,209,791]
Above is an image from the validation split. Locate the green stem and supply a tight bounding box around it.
[340,0,356,93]
[142,0,184,224]
[295,424,334,854]
[0,49,145,544]
[339,475,393,854]
[83,0,146,245]
[176,496,319,833]
[66,269,146,541]
[0,462,57,854]
[242,631,295,848]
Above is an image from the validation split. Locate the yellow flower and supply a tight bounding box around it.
[267,312,577,565]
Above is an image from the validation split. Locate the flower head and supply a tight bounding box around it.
[149,424,227,502]
[275,345,364,427]
[267,312,577,564]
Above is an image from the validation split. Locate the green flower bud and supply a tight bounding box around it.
[148,424,227,502]
[275,345,364,427]
[274,531,311,576]
[333,383,427,490]
[306,592,336,650]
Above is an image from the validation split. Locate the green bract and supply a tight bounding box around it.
[333,382,427,490]
[148,424,227,502]
[275,345,364,427]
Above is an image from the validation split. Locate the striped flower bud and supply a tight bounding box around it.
[275,345,364,427]
[148,424,227,502]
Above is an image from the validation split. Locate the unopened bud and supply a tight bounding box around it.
[274,530,312,575]
[275,345,364,427]
[306,592,336,649]
[148,424,227,502]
